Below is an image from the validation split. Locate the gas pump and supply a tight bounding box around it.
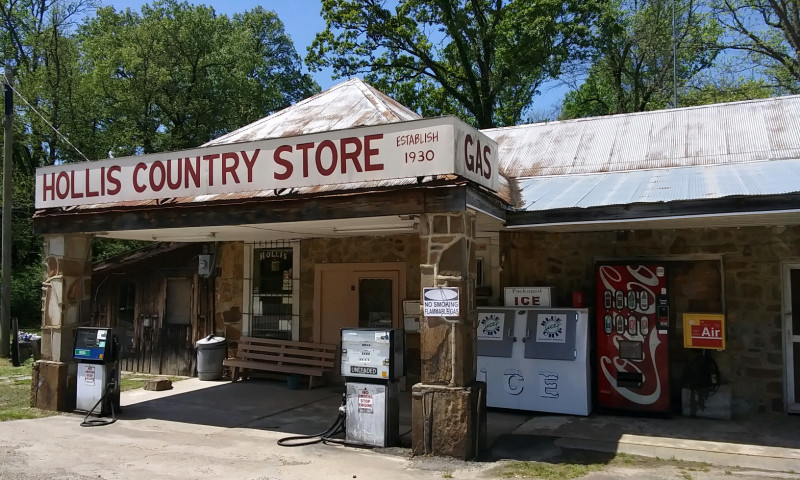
[340,328,404,448]
[73,327,121,423]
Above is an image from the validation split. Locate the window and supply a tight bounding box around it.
[250,242,295,339]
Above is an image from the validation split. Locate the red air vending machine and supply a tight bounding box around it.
[596,263,670,413]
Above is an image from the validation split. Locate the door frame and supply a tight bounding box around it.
[783,261,800,413]
[313,262,407,343]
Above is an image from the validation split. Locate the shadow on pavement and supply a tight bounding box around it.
[119,377,800,467]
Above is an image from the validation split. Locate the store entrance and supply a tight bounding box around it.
[316,263,405,347]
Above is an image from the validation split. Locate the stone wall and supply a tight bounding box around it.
[500,226,800,415]
[215,242,244,340]
[299,234,420,341]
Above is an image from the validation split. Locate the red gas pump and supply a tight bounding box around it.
[596,263,670,413]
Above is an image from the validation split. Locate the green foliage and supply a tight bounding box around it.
[77,0,319,155]
[714,0,800,93]
[561,0,723,119]
[308,0,602,128]
[92,239,152,263]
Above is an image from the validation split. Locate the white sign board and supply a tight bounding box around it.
[477,311,505,341]
[35,116,498,208]
[423,287,460,317]
[535,313,567,343]
[504,287,553,307]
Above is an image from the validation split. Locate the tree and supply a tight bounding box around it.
[715,0,800,93]
[560,0,722,119]
[0,0,95,325]
[78,0,319,156]
[307,0,601,128]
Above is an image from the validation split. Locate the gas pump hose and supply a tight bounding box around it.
[80,380,118,427]
[277,395,347,447]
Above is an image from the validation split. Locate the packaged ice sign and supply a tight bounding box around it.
[423,287,460,317]
[683,313,726,350]
[35,117,497,209]
[504,287,553,307]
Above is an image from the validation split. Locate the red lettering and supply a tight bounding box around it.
[69,171,84,199]
[166,159,183,190]
[150,161,165,192]
[221,152,239,185]
[464,134,474,171]
[241,149,259,182]
[107,166,121,195]
[203,154,220,186]
[85,169,99,197]
[364,134,383,172]
[56,172,70,200]
[274,145,293,180]
[297,142,314,178]
[185,157,201,188]
[42,173,55,202]
[133,163,147,193]
[316,140,337,176]
[475,139,483,176]
[100,166,106,196]
[340,137,363,174]
[482,144,492,179]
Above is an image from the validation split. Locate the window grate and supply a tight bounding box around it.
[248,240,295,340]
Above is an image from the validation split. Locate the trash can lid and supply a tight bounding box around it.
[195,335,226,346]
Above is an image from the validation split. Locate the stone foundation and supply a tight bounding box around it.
[31,361,75,412]
[411,382,486,459]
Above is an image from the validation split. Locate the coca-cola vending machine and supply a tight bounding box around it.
[596,263,670,413]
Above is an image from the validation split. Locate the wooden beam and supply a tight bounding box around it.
[34,185,468,235]
[466,186,508,222]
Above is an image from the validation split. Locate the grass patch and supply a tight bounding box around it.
[494,460,601,479]
[487,451,716,479]
[0,357,189,421]
[0,357,56,421]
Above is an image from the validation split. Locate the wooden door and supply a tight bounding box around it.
[316,264,405,346]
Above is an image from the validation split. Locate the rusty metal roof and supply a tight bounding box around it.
[484,95,800,212]
[516,158,800,211]
[204,78,421,146]
[484,95,800,177]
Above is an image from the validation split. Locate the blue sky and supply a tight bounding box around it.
[103,0,565,118]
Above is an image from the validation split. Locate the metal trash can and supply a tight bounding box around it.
[195,335,226,380]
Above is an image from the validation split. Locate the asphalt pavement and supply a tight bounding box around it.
[1,377,799,479]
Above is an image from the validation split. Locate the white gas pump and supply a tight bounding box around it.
[74,327,121,424]
[340,328,404,447]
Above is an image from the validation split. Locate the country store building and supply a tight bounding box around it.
[31,79,800,459]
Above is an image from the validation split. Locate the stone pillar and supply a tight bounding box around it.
[32,234,92,411]
[411,212,486,459]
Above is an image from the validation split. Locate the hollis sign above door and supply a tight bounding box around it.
[35,116,498,209]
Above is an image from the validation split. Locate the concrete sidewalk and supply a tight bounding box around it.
[1,378,799,480]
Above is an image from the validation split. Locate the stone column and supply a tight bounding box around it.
[411,211,486,459]
[31,234,93,411]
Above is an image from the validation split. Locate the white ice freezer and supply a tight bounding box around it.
[476,307,592,415]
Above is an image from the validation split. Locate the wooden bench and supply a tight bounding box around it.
[223,336,337,388]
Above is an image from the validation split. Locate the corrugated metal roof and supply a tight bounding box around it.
[484,95,800,177]
[204,78,421,146]
[517,158,800,211]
